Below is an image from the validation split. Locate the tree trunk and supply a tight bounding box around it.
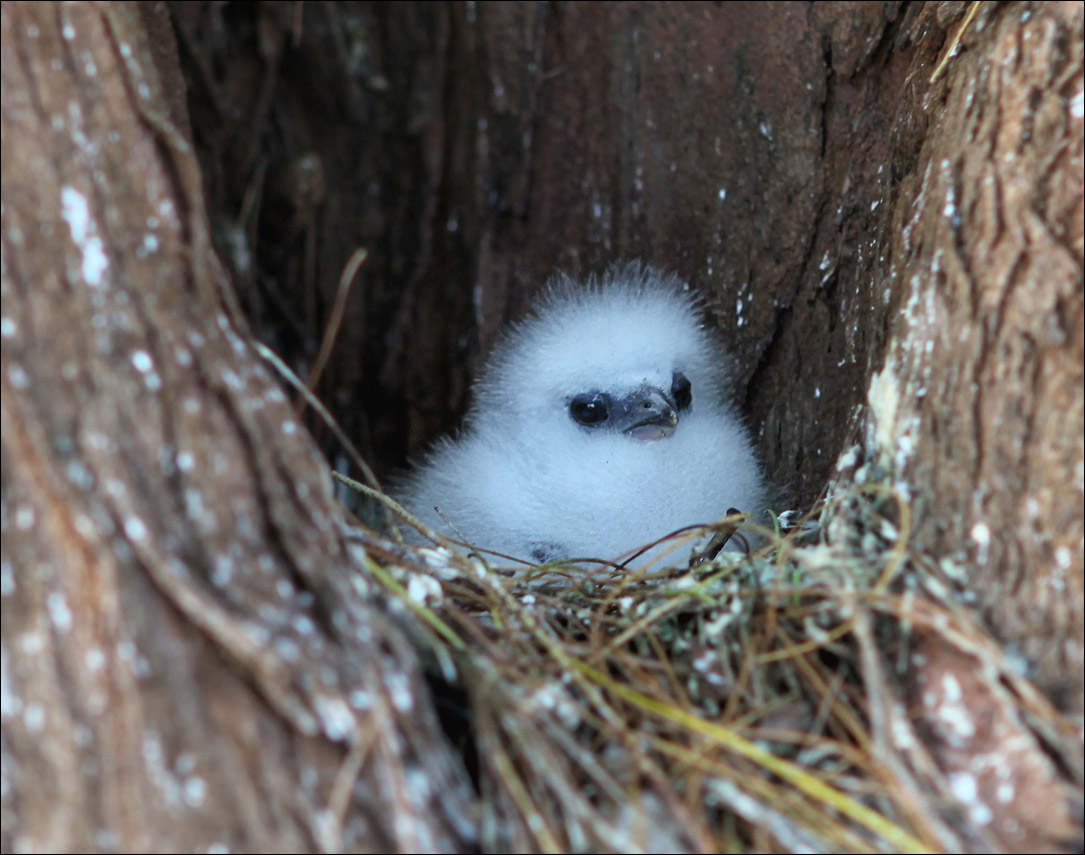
[1,3,472,851]
[868,1,1084,705]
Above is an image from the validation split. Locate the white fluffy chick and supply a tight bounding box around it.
[396,264,766,567]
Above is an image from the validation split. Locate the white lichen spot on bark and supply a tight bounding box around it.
[60,186,109,288]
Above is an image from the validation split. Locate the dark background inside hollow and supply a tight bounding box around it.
[169,1,925,506]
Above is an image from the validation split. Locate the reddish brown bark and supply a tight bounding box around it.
[870,0,1084,704]
[1,3,472,851]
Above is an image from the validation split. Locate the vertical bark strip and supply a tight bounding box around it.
[1,3,472,851]
[870,1,1084,703]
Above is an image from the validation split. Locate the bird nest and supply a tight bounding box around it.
[338,470,1083,854]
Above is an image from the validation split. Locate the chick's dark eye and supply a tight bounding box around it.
[569,393,609,427]
[671,371,692,410]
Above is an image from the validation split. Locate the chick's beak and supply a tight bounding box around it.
[618,385,678,441]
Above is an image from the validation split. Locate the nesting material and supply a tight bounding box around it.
[349,475,1083,855]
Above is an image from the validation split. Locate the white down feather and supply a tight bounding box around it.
[395,264,767,568]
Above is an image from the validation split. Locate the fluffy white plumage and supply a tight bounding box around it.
[396,264,767,567]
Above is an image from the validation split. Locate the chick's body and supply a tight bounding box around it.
[396,265,766,566]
